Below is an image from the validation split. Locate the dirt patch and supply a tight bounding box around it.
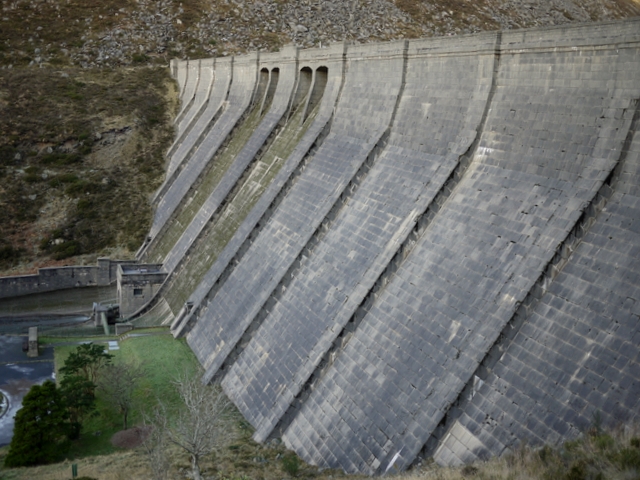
[110,425,152,449]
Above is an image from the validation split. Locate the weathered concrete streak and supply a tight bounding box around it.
[168,45,346,337]
[282,22,640,474]
[221,32,499,444]
[185,41,408,384]
[161,58,231,193]
[142,53,258,261]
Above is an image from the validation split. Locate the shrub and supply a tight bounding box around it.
[40,152,83,166]
[51,240,81,259]
[281,452,300,476]
[48,173,80,187]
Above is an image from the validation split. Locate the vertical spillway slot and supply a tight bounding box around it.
[260,67,279,116]
[254,68,270,110]
[291,67,313,117]
[304,66,328,123]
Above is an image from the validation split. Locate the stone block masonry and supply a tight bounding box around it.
[175,59,215,144]
[186,41,408,384]
[141,52,259,262]
[162,48,301,296]
[162,57,230,188]
[169,43,346,335]
[173,59,200,132]
[121,18,640,474]
[432,89,640,467]
[221,31,499,444]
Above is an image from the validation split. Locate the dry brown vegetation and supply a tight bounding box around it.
[0,66,177,274]
[1,420,639,479]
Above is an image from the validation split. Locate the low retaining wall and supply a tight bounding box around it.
[0,258,135,299]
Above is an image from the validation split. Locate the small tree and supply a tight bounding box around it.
[4,380,69,467]
[97,360,144,430]
[167,373,236,480]
[60,342,113,384]
[59,374,97,439]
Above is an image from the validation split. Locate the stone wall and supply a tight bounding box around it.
[129,19,640,473]
[0,258,132,299]
[141,52,260,262]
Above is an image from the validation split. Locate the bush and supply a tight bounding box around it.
[40,152,82,166]
[0,145,17,165]
[51,240,81,259]
[281,452,300,476]
[0,244,22,263]
[615,447,640,470]
[48,173,80,187]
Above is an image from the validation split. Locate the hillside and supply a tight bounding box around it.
[0,0,639,275]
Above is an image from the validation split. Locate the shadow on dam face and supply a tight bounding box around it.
[3,19,637,475]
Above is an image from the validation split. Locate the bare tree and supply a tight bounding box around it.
[167,372,236,480]
[97,360,145,430]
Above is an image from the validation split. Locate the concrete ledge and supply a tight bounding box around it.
[409,30,499,57]
[500,18,640,53]
[115,323,134,335]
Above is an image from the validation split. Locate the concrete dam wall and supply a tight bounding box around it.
[129,19,640,473]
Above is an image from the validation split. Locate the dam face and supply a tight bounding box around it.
[130,19,640,473]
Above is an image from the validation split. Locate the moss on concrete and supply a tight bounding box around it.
[165,101,319,312]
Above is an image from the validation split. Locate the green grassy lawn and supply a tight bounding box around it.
[53,332,200,459]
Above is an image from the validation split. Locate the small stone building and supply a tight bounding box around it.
[117,264,166,318]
